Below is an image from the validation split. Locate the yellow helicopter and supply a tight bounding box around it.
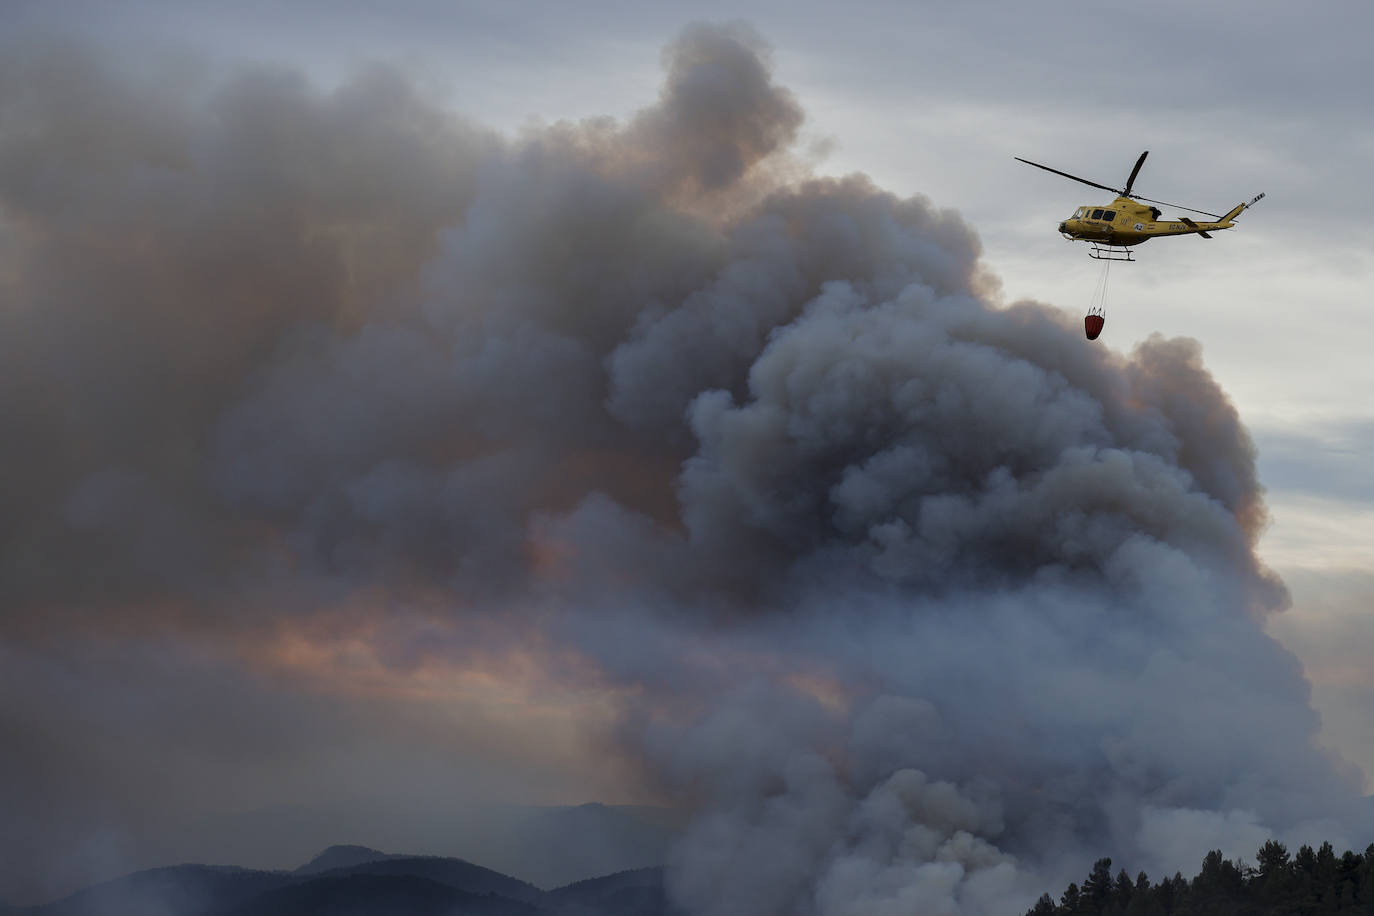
[1016,150,1264,261]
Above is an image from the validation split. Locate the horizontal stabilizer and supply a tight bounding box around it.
[1180,216,1213,239]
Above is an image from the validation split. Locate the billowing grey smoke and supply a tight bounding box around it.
[1,20,1365,914]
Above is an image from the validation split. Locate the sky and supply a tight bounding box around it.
[2,1,1372,912]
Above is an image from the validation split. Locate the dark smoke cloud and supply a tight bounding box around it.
[0,41,495,612]
[1,21,1366,913]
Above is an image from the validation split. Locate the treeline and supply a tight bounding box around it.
[1027,840,1374,915]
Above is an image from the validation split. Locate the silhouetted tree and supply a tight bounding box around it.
[1121,872,1160,916]
[1293,844,1320,913]
[1083,858,1114,912]
[1153,873,1182,914]
[1313,840,1340,912]
[1110,868,1134,914]
[1358,845,1374,907]
[1186,849,1244,915]
[1255,839,1292,910]
[1256,840,1290,879]
[1025,839,1374,916]
[1060,881,1082,914]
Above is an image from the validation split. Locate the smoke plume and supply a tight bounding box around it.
[1,21,1365,913]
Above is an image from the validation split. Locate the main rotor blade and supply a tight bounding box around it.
[1014,157,1119,195]
[1122,151,1148,198]
[1133,195,1223,220]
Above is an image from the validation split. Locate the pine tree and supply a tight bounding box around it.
[1314,840,1339,911]
[1030,839,1374,916]
[1061,881,1082,914]
[1358,844,1374,909]
[1155,873,1184,913]
[1256,839,1293,910]
[1122,872,1155,916]
[1083,857,1114,912]
[1294,844,1320,913]
[1257,840,1290,879]
[1111,868,1134,914]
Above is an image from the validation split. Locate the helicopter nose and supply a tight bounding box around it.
[1058,222,1068,233]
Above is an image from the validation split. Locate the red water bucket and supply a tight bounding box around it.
[1084,313,1105,340]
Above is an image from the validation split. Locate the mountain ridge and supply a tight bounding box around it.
[13,845,678,916]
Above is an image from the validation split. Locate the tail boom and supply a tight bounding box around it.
[1220,192,1265,225]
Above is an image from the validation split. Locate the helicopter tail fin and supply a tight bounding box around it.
[1221,193,1264,224]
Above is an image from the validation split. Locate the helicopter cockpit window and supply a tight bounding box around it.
[1090,209,1105,220]
[1102,210,1116,221]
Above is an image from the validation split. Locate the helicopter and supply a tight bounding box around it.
[1015,150,1264,262]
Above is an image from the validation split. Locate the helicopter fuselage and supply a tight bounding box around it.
[1059,196,1239,247]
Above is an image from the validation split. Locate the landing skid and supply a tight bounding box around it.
[1088,244,1135,262]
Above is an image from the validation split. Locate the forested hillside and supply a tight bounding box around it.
[1027,841,1374,915]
